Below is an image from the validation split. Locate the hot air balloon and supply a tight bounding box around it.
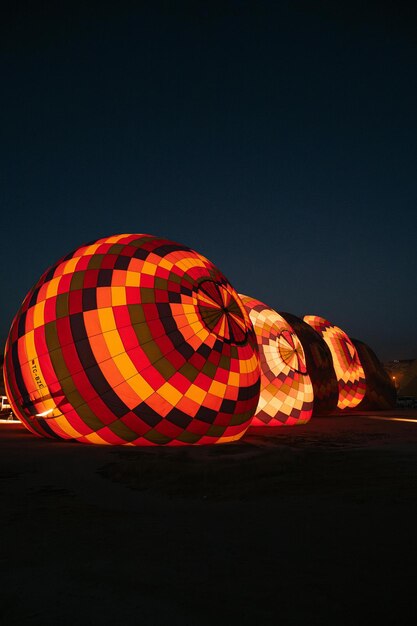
[280,312,338,415]
[352,339,396,410]
[240,296,313,426]
[4,234,260,445]
[303,316,366,410]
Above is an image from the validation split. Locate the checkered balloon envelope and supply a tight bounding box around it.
[280,312,339,415]
[239,295,314,426]
[4,234,260,445]
[303,316,366,410]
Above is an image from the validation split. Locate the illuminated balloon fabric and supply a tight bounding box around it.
[303,316,366,410]
[280,312,338,415]
[352,339,396,410]
[239,296,314,426]
[4,234,260,446]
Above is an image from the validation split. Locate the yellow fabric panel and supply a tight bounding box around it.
[81,243,101,256]
[158,382,183,406]
[53,416,83,439]
[246,354,260,374]
[141,260,157,276]
[185,385,206,404]
[98,307,117,332]
[32,301,45,328]
[61,257,79,275]
[111,286,127,306]
[84,431,111,445]
[44,277,60,299]
[113,352,138,380]
[157,258,174,271]
[227,372,240,386]
[127,374,154,401]
[218,432,248,443]
[209,380,227,397]
[125,271,141,287]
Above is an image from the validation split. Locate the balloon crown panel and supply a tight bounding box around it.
[4,234,261,445]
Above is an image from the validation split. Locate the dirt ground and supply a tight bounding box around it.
[1,412,417,625]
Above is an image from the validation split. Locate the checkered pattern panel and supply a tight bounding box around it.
[280,312,339,415]
[4,234,260,446]
[240,296,314,426]
[303,316,366,410]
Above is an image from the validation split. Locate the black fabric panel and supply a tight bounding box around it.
[238,379,261,401]
[82,288,97,311]
[114,255,131,270]
[28,285,41,309]
[17,311,27,338]
[152,244,189,256]
[133,402,162,427]
[97,269,113,287]
[194,405,218,424]
[44,266,57,283]
[132,248,150,260]
[220,398,236,413]
[166,407,192,429]
[196,343,211,358]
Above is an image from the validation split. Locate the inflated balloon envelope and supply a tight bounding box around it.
[280,312,338,415]
[4,234,261,445]
[239,295,314,426]
[303,315,366,410]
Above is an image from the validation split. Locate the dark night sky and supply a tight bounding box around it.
[1,1,416,361]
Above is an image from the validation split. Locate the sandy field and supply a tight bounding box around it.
[1,412,417,625]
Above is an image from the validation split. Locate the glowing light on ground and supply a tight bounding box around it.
[365,416,417,424]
